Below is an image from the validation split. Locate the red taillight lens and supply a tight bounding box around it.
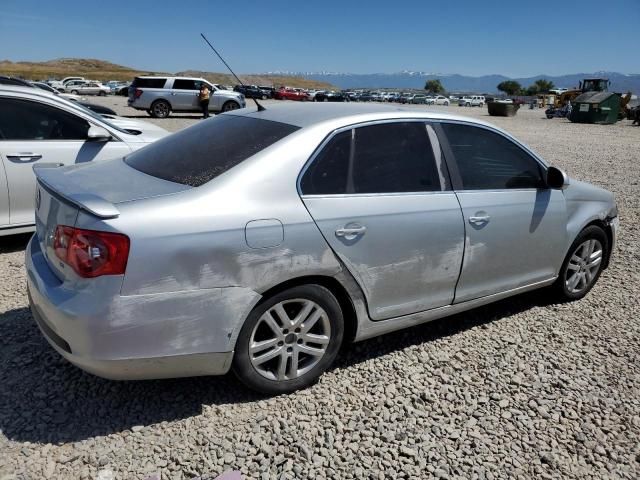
[53,226,129,278]
[134,88,143,99]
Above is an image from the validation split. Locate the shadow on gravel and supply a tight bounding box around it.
[121,114,205,120]
[0,288,558,444]
[0,233,32,254]
[334,288,559,371]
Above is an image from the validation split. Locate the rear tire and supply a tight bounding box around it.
[71,90,79,95]
[233,284,344,394]
[149,100,171,118]
[553,225,608,301]
[222,101,240,112]
[99,91,106,96]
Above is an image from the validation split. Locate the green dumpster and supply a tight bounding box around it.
[569,91,620,124]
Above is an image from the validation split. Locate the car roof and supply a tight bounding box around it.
[234,102,497,129]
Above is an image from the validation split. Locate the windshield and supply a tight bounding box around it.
[125,115,300,187]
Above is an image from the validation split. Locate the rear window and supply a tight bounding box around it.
[125,115,300,187]
[132,77,167,88]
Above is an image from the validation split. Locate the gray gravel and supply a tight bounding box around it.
[1,97,639,479]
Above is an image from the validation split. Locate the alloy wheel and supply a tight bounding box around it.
[153,102,169,117]
[249,299,331,381]
[223,102,239,112]
[565,239,603,294]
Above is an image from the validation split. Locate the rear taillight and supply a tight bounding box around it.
[134,88,143,99]
[53,226,129,278]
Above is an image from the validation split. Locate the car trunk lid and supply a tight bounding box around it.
[34,159,190,281]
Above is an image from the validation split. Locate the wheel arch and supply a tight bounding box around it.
[582,219,614,269]
[256,275,359,344]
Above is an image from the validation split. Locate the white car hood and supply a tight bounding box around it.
[104,116,170,143]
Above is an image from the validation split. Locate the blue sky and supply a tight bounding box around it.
[1,0,638,77]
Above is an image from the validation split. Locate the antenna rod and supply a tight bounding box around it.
[200,33,265,112]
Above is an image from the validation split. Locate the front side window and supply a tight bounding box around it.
[300,121,442,195]
[441,123,545,190]
[0,98,89,140]
[125,115,299,187]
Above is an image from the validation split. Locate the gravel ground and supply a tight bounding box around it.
[1,97,639,480]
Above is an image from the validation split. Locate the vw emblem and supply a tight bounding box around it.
[35,188,41,210]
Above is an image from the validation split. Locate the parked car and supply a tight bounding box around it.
[358,92,375,102]
[48,77,85,92]
[258,86,275,98]
[431,95,451,106]
[127,76,246,118]
[65,81,110,96]
[274,87,309,101]
[234,85,269,100]
[460,95,485,107]
[314,91,348,102]
[26,103,618,394]
[398,93,414,104]
[411,94,427,104]
[306,89,323,101]
[0,85,168,235]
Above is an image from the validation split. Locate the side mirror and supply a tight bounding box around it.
[546,166,569,190]
[87,125,112,142]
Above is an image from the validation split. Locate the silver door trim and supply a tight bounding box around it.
[354,276,556,340]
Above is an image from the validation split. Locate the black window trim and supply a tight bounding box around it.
[433,120,549,192]
[0,95,125,143]
[297,118,453,197]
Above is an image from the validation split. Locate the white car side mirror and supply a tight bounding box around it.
[87,125,112,142]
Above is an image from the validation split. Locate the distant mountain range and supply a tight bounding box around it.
[271,70,640,93]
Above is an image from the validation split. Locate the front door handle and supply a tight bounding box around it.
[7,153,42,163]
[335,225,367,238]
[469,215,491,224]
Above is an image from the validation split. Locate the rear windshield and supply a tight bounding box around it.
[125,115,300,187]
[132,77,167,88]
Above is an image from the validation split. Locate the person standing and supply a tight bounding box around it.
[199,83,211,119]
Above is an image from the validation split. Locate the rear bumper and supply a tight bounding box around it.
[26,237,259,380]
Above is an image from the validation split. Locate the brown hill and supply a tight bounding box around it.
[0,58,335,89]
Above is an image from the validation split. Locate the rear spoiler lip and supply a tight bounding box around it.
[36,174,120,219]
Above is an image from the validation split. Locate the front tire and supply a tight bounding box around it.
[233,284,344,394]
[554,225,608,301]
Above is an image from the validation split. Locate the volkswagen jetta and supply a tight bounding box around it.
[26,103,618,393]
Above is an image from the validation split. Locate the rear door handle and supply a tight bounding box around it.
[335,225,367,238]
[7,153,42,162]
[469,215,491,224]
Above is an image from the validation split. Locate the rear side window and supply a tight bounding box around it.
[300,122,441,195]
[0,98,89,140]
[441,123,545,190]
[125,115,299,187]
[352,122,440,194]
[132,78,166,88]
[173,79,198,90]
[299,130,350,195]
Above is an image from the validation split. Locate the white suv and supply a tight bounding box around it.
[128,76,246,118]
[459,95,485,107]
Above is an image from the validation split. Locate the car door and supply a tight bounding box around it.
[438,122,568,303]
[0,96,132,226]
[170,79,199,110]
[300,121,465,321]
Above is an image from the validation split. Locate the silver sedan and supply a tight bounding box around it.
[26,103,618,394]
